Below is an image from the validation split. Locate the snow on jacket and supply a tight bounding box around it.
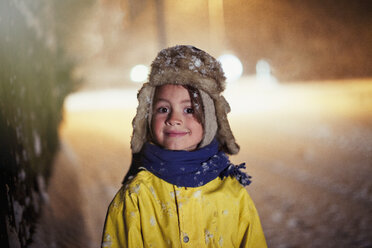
[102,170,267,248]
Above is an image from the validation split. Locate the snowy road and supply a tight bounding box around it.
[32,78,372,248]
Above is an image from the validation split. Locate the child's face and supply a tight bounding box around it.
[151,84,203,151]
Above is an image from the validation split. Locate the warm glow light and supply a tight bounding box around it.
[256,59,271,78]
[255,59,278,88]
[218,54,243,82]
[64,89,138,111]
[225,78,372,116]
[130,64,149,83]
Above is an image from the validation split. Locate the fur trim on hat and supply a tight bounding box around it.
[131,84,154,153]
[130,45,239,154]
[198,90,218,148]
[150,45,226,94]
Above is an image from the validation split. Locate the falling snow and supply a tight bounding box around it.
[33,131,42,156]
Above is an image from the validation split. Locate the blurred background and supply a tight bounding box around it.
[1,0,372,247]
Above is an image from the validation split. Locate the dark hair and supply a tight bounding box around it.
[182,85,204,126]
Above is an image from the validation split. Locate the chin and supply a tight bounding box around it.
[164,143,196,151]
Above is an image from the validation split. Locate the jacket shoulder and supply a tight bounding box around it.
[125,170,155,186]
[123,170,165,194]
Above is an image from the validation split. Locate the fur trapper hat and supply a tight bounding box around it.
[131,45,239,154]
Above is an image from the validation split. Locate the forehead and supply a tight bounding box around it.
[154,84,190,101]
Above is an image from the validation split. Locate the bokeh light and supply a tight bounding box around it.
[218,54,243,82]
[255,59,278,88]
[130,64,149,83]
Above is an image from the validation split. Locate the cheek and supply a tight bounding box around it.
[151,115,164,136]
[191,121,204,139]
[197,125,204,139]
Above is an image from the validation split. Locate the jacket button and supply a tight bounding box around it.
[183,236,189,243]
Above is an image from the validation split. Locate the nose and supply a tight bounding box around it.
[165,110,182,126]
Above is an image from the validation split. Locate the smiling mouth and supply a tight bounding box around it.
[165,131,189,137]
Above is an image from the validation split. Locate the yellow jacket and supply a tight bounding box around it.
[102,170,267,248]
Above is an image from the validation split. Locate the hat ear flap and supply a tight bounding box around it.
[215,95,240,154]
[199,90,218,148]
[131,84,155,153]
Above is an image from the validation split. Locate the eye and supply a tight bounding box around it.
[157,107,169,113]
[184,107,194,114]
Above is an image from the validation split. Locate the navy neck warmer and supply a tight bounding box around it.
[140,139,251,187]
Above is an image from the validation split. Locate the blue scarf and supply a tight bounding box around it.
[140,139,251,187]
